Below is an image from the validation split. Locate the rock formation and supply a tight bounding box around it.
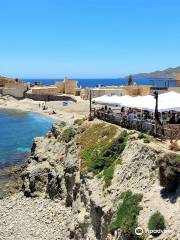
[0,120,179,240]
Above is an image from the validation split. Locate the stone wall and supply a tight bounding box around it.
[2,85,28,98]
[56,77,78,95]
[31,86,59,96]
[25,92,77,102]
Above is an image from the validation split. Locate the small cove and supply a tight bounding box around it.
[0,109,54,196]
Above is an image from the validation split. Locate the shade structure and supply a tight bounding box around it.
[92,92,180,112]
[92,95,112,105]
[158,92,180,112]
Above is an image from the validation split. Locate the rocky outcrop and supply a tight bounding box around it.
[6,121,180,240]
[158,154,180,191]
[22,123,80,205]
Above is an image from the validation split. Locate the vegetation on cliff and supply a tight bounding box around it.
[109,190,143,238]
[158,155,180,191]
[148,211,165,237]
[138,132,151,143]
[61,127,76,143]
[79,123,128,186]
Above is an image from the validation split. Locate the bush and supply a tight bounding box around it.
[138,132,151,143]
[61,128,76,143]
[109,190,143,237]
[74,118,84,126]
[143,138,150,143]
[138,132,146,139]
[176,155,180,162]
[148,211,165,237]
[80,124,127,186]
[101,130,110,137]
[81,137,126,186]
[159,166,178,191]
[120,130,128,138]
[103,165,114,187]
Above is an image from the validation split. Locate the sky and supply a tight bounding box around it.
[0,0,180,79]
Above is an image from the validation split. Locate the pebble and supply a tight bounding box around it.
[0,193,71,240]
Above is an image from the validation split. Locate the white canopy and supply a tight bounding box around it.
[92,92,180,112]
[92,95,112,105]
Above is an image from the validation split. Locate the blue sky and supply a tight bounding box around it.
[0,0,180,78]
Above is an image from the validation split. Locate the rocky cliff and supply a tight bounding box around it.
[1,120,179,240]
[22,122,180,239]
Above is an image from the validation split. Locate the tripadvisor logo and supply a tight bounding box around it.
[135,227,144,235]
[135,227,172,236]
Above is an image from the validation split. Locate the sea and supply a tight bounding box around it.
[0,110,54,168]
[25,78,176,88]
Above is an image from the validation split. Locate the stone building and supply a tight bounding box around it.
[55,77,78,95]
[31,86,59,96]
[123,85,150,96]
[0,77,29,98]
[79,85,151,100]
[0,77,17,87]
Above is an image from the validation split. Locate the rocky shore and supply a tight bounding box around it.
[0,165,26,198]
[0,193,71,240]
[0,120,179,240]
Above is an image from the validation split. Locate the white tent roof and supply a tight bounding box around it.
[92,92,180,112]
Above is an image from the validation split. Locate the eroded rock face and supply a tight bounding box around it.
[22,124,80,202]
[21,122,180,240]
[158,154,180,191]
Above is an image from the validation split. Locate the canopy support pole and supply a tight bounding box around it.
[89,89,93,121]
[154,91,159,136]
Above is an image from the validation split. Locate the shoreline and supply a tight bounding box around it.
[0,95,89,124]
[0,95,89,197]
[0,106,59,123]
[0,164,25,199]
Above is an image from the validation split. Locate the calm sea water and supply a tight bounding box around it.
[25,78,176,87]
[0,110,54,168]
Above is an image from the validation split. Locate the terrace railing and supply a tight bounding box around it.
[92,108,180,141]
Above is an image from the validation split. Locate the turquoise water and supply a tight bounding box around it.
[0,109,54,167]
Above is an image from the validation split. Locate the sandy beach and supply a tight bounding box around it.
[0,95,89,124]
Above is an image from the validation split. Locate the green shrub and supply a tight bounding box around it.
[101,130,110,137]
[61,128,76,143]
[120,130,128,138]
[81,137,126,186]
[148,211,165,236]
[109,190,143,237]
[138,132,151,143]
[143,138,150,143]
[103,165,114,187]
[176,155,180,162]
[159,166,178,191]
[80,124,128,186]
[74,118,84,126]
[138,132,146,139]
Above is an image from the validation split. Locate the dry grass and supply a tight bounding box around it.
[79,122,118,151]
